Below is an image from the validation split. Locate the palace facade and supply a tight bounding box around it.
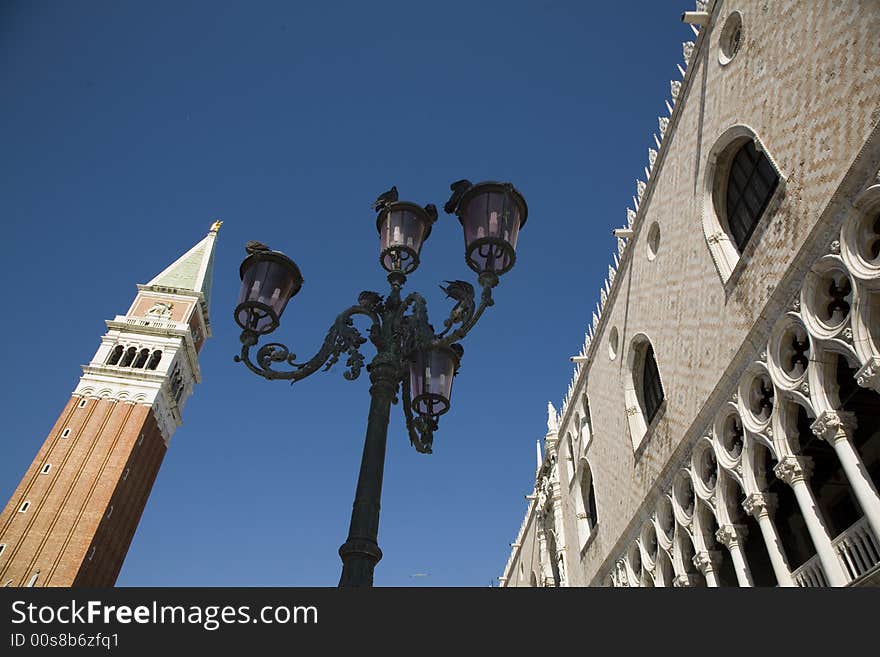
[501,0,880,587]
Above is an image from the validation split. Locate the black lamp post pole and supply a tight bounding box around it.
[337,353,398,587]
[233,181,527,587]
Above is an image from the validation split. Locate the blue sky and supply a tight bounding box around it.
[0,1,694,586]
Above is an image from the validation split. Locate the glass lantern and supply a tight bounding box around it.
[408,344,463,419]
[377,202,434,274]
[235,249,303,335]
[456,182,527,276]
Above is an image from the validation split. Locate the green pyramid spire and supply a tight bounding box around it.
[146,221,221,309]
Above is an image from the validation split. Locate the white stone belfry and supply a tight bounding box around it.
[73,222,221,445]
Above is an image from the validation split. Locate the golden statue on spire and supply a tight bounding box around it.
[210,219,223,232]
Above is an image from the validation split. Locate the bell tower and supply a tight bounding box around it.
[0,222,221,587]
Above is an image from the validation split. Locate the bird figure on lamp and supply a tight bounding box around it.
[372,185,398,213]
[439,280,475,330]
[443,179,472,214]
[423,203,438,223]
[245,240,272,255]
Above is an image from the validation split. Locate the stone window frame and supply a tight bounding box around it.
[625,333,667,453]
[573,458,600,553]
[702,124,787,286]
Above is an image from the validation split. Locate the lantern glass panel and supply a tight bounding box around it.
[236,256,300,332]
[409,348,457,417]
[462,190,522,274]
[379,208,427,272]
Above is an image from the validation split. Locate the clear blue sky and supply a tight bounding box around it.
[0,1,694,586]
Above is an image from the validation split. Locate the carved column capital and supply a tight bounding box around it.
[742,492,777,518]
[692,550,720,575]
[673,573,697,588]
[715,524,747,549]
[612,560,630,587]
[856,357,880,394]
[773,455,813,485]
[811,410,857,443]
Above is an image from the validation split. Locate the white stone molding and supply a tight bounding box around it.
[671,468,696,528]
[691,438,719,502]
[711,405,744,473]
[841,181,880,286]
[701,124,787,284]
[766,312,811,393]
[736,361,776,435]
[800,255,857,343]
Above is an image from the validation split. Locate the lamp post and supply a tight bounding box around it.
[233,180,527,587]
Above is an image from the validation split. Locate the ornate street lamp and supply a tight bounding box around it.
[233,179,527,587]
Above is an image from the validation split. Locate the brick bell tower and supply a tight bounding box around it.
[0,222,221,587]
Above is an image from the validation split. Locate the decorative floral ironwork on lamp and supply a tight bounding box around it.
[232,180,526,587]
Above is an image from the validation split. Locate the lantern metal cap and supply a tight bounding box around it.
[375,200,438,241]
[454,181,528,229]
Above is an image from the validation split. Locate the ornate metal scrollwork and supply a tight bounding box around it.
[236,304,377,383]
[236,266,496,453]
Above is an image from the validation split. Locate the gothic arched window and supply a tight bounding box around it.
[107,345,124,366]
[573,460,598,550]
[625,335,665,450]
[725,140,779,252]
[642,343,665,425]
[580,395,593,444]
[581,464,597,528]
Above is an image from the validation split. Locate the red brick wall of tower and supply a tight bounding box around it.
[0,396,167,587]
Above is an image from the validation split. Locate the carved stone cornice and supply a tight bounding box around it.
[810,410,857,443]
[715,524,747,549]
[773,455,813,485]
[742,492,777,518]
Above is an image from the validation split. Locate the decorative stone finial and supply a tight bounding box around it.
[658,117,669,137]
[683,41,695,63]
